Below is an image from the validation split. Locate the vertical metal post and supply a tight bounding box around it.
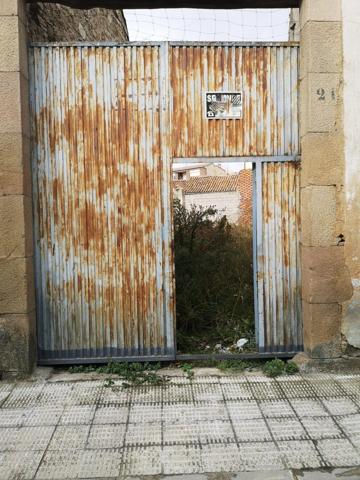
[159,42,176,358]
[255,161,265,352]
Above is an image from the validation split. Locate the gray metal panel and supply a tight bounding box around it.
[256,161,302,353]
[30,44,175,362]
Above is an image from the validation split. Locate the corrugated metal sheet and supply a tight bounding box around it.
[170,44,299,158]
[255,160,302,353]
[30,41,301,361]
[29,44,175,362]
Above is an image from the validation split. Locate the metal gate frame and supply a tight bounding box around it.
[173,155,302,356]
[30,41,301,363]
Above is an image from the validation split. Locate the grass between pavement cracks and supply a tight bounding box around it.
[68,358,299,387]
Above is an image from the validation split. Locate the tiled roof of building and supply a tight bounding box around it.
[173,170,252,194]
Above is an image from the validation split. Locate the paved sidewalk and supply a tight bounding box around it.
[0,371,360,479]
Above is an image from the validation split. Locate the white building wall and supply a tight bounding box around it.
[184,191,240,224]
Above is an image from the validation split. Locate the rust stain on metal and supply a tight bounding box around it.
[30,44,175,360]
[259,161,302,353]
[30,42,299,361]
[170,45,298,158]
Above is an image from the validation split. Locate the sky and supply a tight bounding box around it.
[123,8,290,43]
[123,8,290,172]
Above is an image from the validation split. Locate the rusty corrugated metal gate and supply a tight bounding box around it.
[30,42,301,363]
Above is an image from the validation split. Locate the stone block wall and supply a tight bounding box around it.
[341,0,360,353]
[0,0,36,377]
[299,0,353,358]
[27,2,128,42]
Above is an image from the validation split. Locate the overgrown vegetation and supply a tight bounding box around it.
[68,362,169,388]
[173,199,254,353]
[263,359,299,378]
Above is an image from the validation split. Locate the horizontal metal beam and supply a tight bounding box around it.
[30,41,299,48]
[176,352,298,361]
[38,351,299,365]
[26,0,299,9]
[173,156,299,163]
[38,355,176,365]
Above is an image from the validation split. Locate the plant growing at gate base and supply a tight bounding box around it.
[263,359,285,377]
[180,363,194,380]
[69,361,169,388]
[284,361,299,375]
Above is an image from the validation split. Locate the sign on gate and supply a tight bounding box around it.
[205,91,243,119]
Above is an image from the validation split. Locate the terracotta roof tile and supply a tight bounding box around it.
[173,170,252,194]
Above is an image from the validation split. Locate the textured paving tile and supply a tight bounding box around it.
[222,383,253,401]
[66,382,103,406]
[201,443,242,473]
[250,382,284,400]
[60,405,96,425]
[301,416,343,439]
[0,408,29,428]
[317,438,360,467]
[322,398,359,416]
[99,386,130,406]
[162,445,203,474]
[237,442,284,470]
[0,426,54,452]
[163,402,229,423]
[192,376,220,385]
[24,405,63,426]
[36,383,73,406]
[163,422,200,445]
[131,386,162,404]
[192,384,224,402]
[280,381,316,399]
[290,399,329,418]
[86,424,126,449]
[277,440,323,469]
[48,425,89,450]
[2,383,44,408]
[337,414,360,437]
[0,384,14,405]
[121,446,162,476]
[197,420,235,444]
[336,378,360,397]
[78,449,123,478]
[267,417,308,441]
[227,401,262,421]
[35,449,82,479]
[233,418,272,442]
[125,421,161,446]
[1,373,360,479]
[219,375,248,384]
[259,400,295,418]
[128,404,161,423]
[0,450,44,480]
[94,405,129,424]
[162,385,193,403]
[308,380,346,398]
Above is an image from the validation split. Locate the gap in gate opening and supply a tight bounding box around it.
[172,160,256,356]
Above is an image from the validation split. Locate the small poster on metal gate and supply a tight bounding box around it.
[205,92,243,119]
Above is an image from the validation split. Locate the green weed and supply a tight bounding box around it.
[180,363,194,380]
[284,361,299,375]
[263,359,285,378]
[68,361,168,388]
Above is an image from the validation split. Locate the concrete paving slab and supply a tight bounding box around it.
[294,467,360,479]
[0,372,359,479]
